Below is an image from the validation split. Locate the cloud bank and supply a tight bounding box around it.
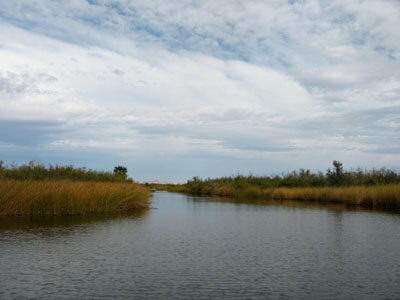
[0,0,399,181]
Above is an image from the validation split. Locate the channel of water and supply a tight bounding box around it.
[1,192,400,298]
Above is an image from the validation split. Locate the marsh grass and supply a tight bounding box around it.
[0,179,150,216]
[270,185,400,209]
[171,183,400,211]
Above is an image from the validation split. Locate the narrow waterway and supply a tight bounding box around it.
[1,192,400,299]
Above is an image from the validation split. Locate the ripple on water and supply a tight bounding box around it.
[1,192,400,299]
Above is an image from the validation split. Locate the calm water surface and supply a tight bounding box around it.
[1,192,400,299]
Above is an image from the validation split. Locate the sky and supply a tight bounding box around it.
[0,0,400,182]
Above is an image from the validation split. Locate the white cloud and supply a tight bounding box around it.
[0,0,399,180]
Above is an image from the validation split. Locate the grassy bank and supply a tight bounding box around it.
[0,179,150,216]
[259,185,400,210]
[169,184,400,210]
[167,161,400,210]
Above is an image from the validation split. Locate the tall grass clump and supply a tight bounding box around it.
[0,180,150,216]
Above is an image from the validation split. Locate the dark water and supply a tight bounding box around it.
[1,192,400,299]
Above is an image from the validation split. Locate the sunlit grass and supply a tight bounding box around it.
[0,179,150,216]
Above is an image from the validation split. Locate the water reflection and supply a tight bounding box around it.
[1,192,400,299]
[0,209,148,232]
[186,194,400,215]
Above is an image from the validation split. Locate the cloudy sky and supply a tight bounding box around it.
[0,0,399,181]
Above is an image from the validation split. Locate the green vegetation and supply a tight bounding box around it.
[114,165,128,180]
[0,160,133,182]
[0,179,150,216]
[169,161,400,210]
[145,183,175,191]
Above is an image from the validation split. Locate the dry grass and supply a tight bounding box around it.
[171,183,400,211]
[0,179,150,216]
[271,185,400,210]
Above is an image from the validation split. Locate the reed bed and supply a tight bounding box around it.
[170,184,400,211]
[271,185,400,210]
[0,179,150,216]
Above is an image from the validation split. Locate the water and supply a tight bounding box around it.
[1,192,400,299]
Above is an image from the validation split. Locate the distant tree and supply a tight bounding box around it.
[113,165,128,179]
[327,160,345,186]
[192,176,200,183]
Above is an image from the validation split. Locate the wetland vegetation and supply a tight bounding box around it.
[0,160,132,182]
[0,161,150,216]
[2,159,400,215]
[167,161,400,210]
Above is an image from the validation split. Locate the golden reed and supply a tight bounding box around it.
[0,179,150,216]
[271,185,400,210]
[171,184,400,210]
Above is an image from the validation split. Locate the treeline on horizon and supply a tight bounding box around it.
[0,160,132,183]
[182,161,400,194]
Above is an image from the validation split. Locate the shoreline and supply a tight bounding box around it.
[168,184,400,211]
